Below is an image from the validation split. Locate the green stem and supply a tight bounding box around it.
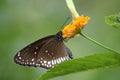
[80,32,119,54]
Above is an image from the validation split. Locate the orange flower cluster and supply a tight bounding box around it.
[62,15,90,39]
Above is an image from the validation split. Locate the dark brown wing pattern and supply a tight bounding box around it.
[14,33,73,69]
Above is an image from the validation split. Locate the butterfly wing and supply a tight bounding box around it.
[65,47,73,59]
[14,35,72,69]
[37,36,72,69]
[14,35,55,67]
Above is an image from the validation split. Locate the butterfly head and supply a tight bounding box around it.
[56,31,63,41]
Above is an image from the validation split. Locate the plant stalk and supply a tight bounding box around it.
[80,32,119,54]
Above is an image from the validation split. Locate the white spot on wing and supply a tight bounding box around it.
[40,61,42,63]
[56,59,60,64]
[44,60,47,63]
[36,47,38,49]
[41,58,43,60]
[47,65,49,68]
[58,58,62,63]
[30,62,32,65]
[21,62,24,64]
[63,57,66,61]
[51,60,54,65]
[26,62,29,64]
[51,52,54,55]
[45,50,48,53]
[44,63,47,66]
[53,57,55,59]
[32,58,34,61]
[42,63,44,66]
[48,61,51,65]
[33,62,35,65]
[65,56,69,60]
[34,52,37,54]
[19,57,21,59]
[54,59,56,64]
[49,64,52,67]
[36,63,40,66]
[61,57,64,62]
[18,52,21,56]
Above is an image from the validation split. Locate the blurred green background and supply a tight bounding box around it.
[0,0,120,80]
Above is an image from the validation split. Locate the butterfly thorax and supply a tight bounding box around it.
[56,31,63,41]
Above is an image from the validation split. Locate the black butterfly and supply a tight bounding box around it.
[14,31,73,69]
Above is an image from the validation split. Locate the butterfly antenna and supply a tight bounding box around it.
[61,16,71,29]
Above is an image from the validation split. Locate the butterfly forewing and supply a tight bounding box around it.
[14,33,72,69]
[14,35,55,67]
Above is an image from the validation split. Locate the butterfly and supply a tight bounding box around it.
[14,31,73,69]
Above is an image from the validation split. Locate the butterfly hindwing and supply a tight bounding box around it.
[37,37,71,68]
[14,33,72,69]
[66,47,73,59]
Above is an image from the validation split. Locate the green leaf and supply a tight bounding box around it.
[105,13,120,29]
[39,52,120,80]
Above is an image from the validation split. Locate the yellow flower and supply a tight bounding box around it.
[62,15,90,39]
[73,15,90,29]
[62,24,77,38]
